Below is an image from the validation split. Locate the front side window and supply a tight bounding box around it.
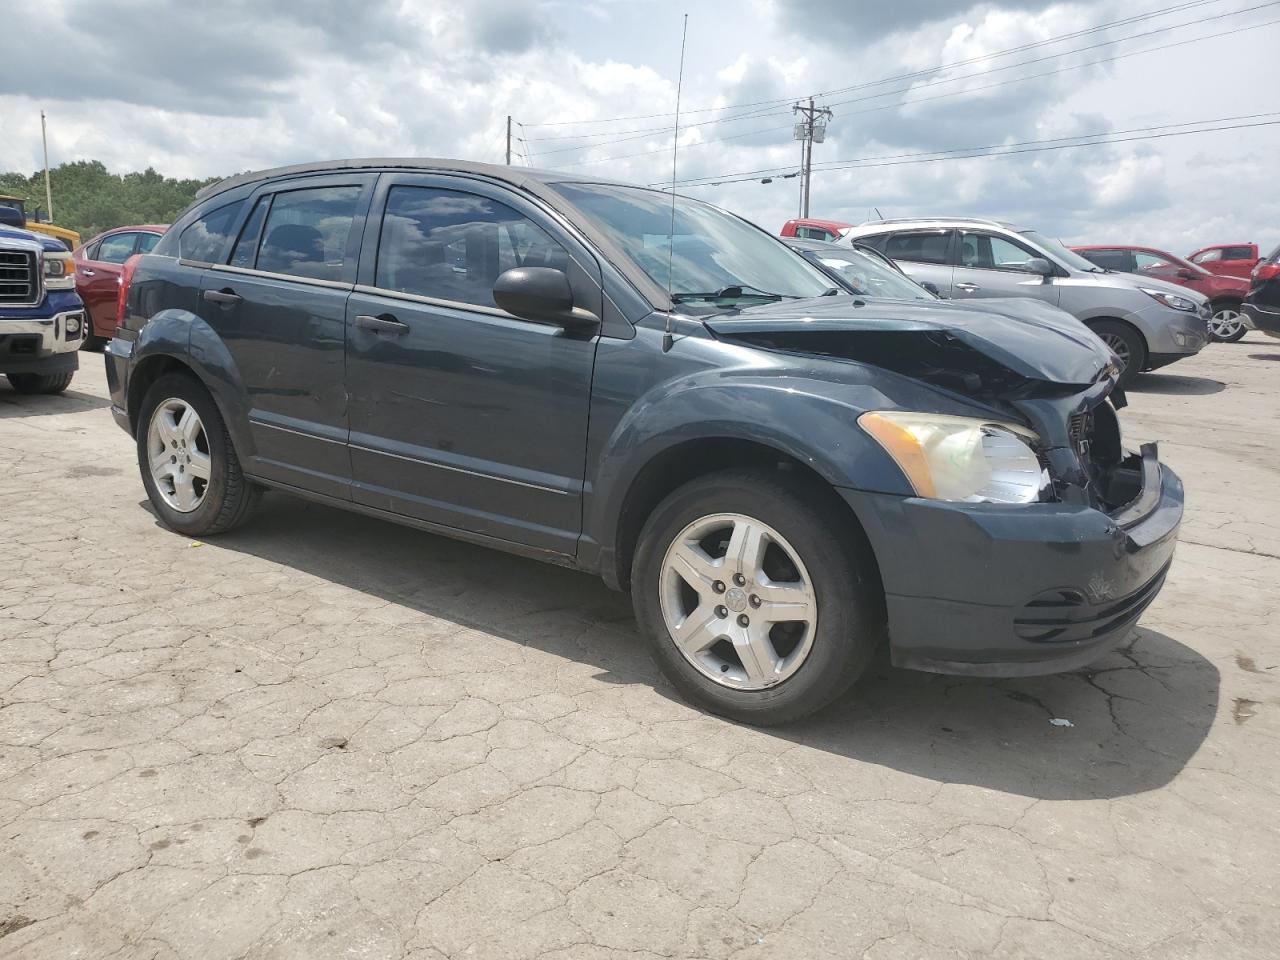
[96,232,138,264]
[959,231,1038,271]
[1080,249,1133,272]
[255,186,362,281]
[1134,251,1178,274]
[884,230,950,265]
[375,186,570,308]
[1191,248,1222,264]
[179,200,245,263]
[554,182,832,310]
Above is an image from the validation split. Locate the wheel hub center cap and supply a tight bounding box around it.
[725,586,748,612]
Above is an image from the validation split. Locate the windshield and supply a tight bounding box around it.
[554,182,834,309]
[808,246,933,300]
[1020,230,1101,273]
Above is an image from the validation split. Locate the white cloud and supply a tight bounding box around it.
[0,0,1275,254]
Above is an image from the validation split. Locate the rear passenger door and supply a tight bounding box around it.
[952,230,1061,305]
[879,230,954,294]
[344,173,602,555]
[197,174,376,498]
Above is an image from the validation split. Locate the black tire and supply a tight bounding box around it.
[6,371,74,395]
[136,372,260,536]
[632,468,884,726]
[1209,301,1247,343]
[1089,319,1147,388]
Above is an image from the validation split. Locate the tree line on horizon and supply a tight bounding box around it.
[0,160,222,241]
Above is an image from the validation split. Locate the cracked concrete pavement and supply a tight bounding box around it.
[1,339,1278,959]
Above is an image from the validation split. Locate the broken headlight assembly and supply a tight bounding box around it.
[859,411,1049,504]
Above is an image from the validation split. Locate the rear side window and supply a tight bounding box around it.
[375,185,569,309]
[256,186,362,281]
[179,200,245,263]
[884,231,950,264]
[1222,245,1253,260]
[96,233,138,264]
[1080,249,1133,271]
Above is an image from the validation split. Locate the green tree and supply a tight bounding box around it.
[0,161,221,241]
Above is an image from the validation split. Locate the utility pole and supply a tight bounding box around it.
[40,110,54,221]
[792,98,832,218]
[506,115,512,166]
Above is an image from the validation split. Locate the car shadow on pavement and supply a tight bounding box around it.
[1128,372,1226,395]
[1247,352,1280,362]
[0,384,112,417]
[192,491,1218,803]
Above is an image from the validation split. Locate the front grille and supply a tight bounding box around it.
[0,249,38,305]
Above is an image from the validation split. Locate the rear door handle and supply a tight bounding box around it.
[955,282,980,292]
[355,313,409,334]
[202,289,242,306]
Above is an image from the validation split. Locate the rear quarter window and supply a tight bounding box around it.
[178,200,245,264]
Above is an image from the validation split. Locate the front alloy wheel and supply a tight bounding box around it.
[1209,305,1247,342]
[660,513,817,690]
[146,397,212,512]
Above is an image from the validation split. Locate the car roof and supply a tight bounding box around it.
[195,157,629,204]
[782,237,845,251]
[785,218,853,230]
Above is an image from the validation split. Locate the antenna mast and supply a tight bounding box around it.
[662,13,689,352]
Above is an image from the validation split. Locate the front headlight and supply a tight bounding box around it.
[859,411,1048,504]
[43,252,75,290]
[1140,287,1197,312]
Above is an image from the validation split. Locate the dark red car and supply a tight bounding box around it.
[1072,244,1251,342]
[1186,243,1259,279]
[73,225,167,348]
[779,218,853,242]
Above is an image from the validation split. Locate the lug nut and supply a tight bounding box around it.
[733,573,746,586]
[749,594,762,608]
[712,580,726,594]
[716,605,728,619]
[737,614,750,627]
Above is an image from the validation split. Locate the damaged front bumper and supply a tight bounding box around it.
[839,443,1182,676]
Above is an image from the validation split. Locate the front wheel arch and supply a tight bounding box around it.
[1085,317,1148,381]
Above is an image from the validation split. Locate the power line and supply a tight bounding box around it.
[550,11,1280,169]
[520,0,1228,130]
[664,116,1280,187]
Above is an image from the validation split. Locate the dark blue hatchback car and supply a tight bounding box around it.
[106,159,1182,724]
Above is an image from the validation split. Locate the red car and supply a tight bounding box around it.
[1186,243,1259,280]
[73,225,167,348]
[1072,244,1252,342]
[779,218,853,242]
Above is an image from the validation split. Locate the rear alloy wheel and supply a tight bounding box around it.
[1089,319,1146,388]
[137,372,260,536]
[633,468,883,725]
[1209,303,1247,342]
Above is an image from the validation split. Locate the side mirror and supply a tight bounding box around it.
[493,267,599,333]
[1024,257,1054,277]
[920,281,942,297]
[1177,268,1196,280]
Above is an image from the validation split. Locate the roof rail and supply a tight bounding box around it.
[860,216,1013,228]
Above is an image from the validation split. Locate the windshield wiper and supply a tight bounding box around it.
[670,285,794,303]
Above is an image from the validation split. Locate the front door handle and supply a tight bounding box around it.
[202,289,242,306]
[355,313,409,334]
[955,282,980,292]
[80,267,96,277]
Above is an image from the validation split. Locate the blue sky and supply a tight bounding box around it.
[1,0,1277,253]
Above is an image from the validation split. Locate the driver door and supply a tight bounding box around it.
[344,174,603,555]
[951,230,1061,305]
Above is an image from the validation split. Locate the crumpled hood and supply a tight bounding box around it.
[702,295,1114,386]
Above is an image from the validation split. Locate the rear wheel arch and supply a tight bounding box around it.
[610,436,883,598]
[127,355,197,433]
